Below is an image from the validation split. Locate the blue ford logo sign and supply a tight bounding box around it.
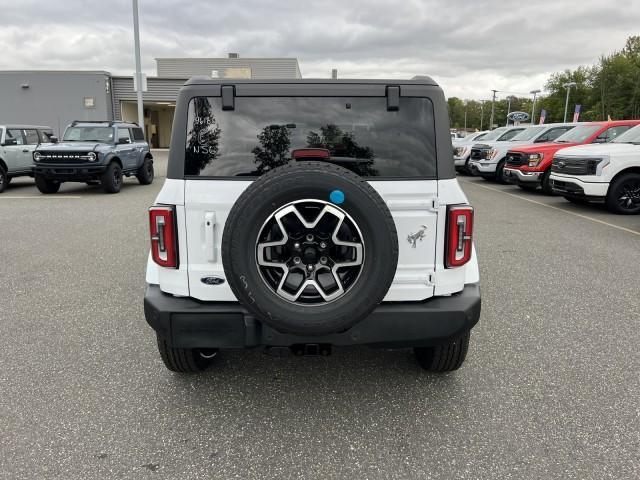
[201,276,225,285]
[507,111,530,122]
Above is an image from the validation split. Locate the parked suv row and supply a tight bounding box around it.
[503,120,639,194]
[468,123,575,182]
[0,121,154,194]
[462,119,640,214]
[32,121,154,194]
[549,124,640,214]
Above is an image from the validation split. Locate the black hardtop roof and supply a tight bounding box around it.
[184,76,438,87]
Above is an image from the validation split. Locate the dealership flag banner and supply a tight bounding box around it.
[573,104,581,123]
[539,109,546,125]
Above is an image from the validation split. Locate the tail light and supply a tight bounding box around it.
[149,205,178,268]
[446,205,474,268]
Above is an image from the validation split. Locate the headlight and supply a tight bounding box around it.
[454,146,467,157]
[486,149,498,160]
[87,152,97,161]
[528,153,543,167]
[587,157,609,175]
[33,152,42,162]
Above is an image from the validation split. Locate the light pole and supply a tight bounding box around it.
[463,100,467,131]
[132,0,145,132]
[506,95,514,125]
[563,82,577,123]
[530,89,541,125]
[489,89,498,129]
[480,101,485,130]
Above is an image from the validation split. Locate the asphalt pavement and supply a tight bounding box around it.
[1,151,639,479]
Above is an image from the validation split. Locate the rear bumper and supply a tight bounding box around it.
[503,167,543,184]
[549,174,609,199]
[144,283,481,349]
[33,164,107,180]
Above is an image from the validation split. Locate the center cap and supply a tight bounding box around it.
[303,246,318,264]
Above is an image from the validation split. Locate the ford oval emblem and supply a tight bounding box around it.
[201,276,225,286]
[507,111,530,122]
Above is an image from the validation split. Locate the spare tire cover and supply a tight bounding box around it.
[222,161,398,335]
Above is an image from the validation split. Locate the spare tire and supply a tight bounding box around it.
[222,161,398,335]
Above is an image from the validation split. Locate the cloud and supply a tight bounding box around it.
[0,0,639,99]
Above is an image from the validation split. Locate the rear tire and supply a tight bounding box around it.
[414,331,470,372]
[136,157,154,185]
[35,175,61,194]
[0,165,7,193]
[101,162,123,193]
[156,335,217,373]
[605,172,640,214]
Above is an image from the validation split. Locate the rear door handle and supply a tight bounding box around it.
[204,212,216,262]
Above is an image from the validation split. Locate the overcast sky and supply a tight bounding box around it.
[1,0,639,100]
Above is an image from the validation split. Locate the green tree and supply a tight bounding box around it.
[252,125,292,174]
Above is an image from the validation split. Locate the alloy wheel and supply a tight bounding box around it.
[256,199,364,305]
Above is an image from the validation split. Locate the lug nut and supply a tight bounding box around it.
[306,264,314,271]
[293,256,301,264]
[294,242,301,249]
[320,242,327,249]
[306,234,314,242]
[320,256,328,264]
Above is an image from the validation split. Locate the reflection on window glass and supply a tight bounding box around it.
[6,129,24,145]
[184,96,437,178]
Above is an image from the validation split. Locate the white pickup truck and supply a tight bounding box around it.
[453,130,489,173]
[550,124,640,214]
[469,123,575,182]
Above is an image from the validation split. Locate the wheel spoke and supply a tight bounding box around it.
[331,216,364,267]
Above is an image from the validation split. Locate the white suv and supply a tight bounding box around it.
[0,125,55,193]
[468,123,574,181]
[550,124,640,214]
[144,78,481,373]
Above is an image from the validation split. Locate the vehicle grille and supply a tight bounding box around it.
[551,157,593,175]
[505,152,526,167]
[36,152,93,164]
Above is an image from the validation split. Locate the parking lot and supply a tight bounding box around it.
[1,150,639,479]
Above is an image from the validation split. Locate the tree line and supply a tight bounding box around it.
[448,36,640,130]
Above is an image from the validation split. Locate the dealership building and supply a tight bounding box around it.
[0,55,302,148]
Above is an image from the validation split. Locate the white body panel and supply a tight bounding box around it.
[146,177,479,302]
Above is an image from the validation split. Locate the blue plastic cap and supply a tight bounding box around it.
[329,190,345,205]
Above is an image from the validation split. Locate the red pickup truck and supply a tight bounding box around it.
[503,120,640,194]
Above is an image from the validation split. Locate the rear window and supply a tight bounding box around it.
[184,96,437,178]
